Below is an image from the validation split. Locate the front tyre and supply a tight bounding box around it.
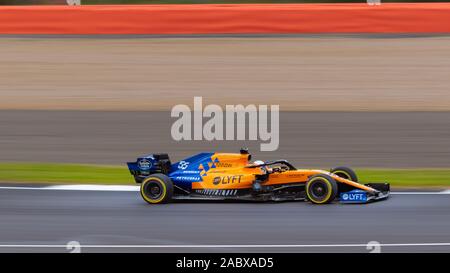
[306,174,338,204]
[331,166,358,182]
[140,174,173,204]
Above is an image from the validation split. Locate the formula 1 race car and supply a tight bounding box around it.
[127,149,390,205]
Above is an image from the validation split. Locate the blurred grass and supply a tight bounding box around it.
[356,169,450,188]
[0,163,449,187]
[0,163,132,185]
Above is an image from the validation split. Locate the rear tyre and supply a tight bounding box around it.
[306,174,338,204]
[140,174,173,204]
[331,166,358,182]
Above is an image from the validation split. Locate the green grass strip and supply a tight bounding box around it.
[0,163,449,187]
[0,163,132,185]
[356,169,450,187]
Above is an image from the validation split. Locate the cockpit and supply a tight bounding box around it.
[247,159,297,174]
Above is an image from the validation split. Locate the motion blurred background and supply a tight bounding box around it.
[0,0,449,188]
[0,0,449,254]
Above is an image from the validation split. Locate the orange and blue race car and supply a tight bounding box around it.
[127,149,390,205]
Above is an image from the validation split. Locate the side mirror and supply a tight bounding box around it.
[240,148,249,154]
[240,148,251,160]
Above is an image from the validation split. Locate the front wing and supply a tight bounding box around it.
[339,182,390,203]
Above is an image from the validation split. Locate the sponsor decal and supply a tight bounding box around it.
[196,189,238,196]
[198,156,219,176]
[178,161,190,170]
[213,176,221,185]
[213,175,244,185]
[287,174,305,178]
[174,176,201,181]
[138,159,152,170]
[216,162,233,168]
[181,170,200,174]
[340,191,367,202]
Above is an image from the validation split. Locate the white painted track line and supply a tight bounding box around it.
[0,242,450,249]
[46,184,139,191]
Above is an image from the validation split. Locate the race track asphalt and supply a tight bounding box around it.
[0,188,449,253]
[1,111,449,167]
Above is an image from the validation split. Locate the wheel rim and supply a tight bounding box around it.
[144,181,163,200]
[309,180,329,201]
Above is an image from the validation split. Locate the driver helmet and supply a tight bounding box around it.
[253,160,268,174]
[253,160,265,166]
